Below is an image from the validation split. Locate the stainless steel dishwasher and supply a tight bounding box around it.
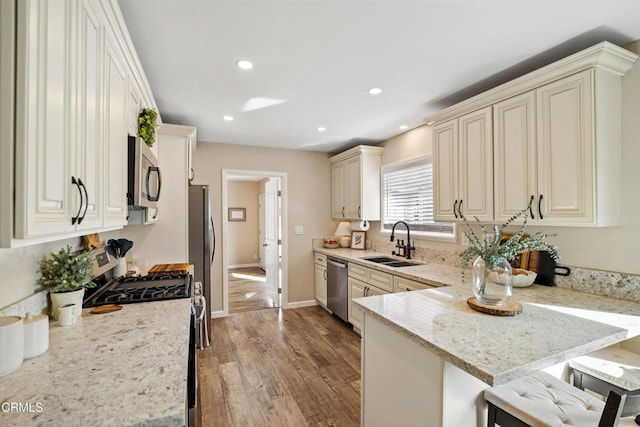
[326,257,348,322]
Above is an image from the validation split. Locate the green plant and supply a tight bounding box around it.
[459,206,560,283]
[138,108,158,147]
[36,246,96,293]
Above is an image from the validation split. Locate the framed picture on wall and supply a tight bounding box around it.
[228,207,246,222]
[351,231,366,249]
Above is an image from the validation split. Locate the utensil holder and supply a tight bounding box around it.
[113,258,127,278]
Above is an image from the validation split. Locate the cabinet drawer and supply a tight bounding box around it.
[367,268,393,292]
[314,252,327,267]
[348,263,368,282]
[394,276,435,292]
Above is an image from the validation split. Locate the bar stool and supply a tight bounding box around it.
[484,371,640,426]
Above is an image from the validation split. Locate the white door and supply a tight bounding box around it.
[264,178,280,307]
[258,194,266,271]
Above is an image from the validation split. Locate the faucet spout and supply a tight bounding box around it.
[390,221,413,259]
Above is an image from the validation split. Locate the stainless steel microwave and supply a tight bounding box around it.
[127,136,161,209]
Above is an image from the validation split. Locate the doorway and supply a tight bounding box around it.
[222,170,287,316]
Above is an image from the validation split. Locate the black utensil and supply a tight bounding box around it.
[119,239,134,257]
[107,239,121,258]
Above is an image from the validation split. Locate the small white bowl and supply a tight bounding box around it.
[511,269,537,287]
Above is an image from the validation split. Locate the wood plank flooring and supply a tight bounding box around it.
[197,306,361,426]
[228,267,276,314]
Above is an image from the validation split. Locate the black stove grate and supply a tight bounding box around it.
[83,272,192,307]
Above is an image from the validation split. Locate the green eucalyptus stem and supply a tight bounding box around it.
[459,206,560,283]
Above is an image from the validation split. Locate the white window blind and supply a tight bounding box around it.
[382,156,454,235]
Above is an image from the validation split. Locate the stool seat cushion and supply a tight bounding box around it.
[485,372,603,426]
[570,347,640,392]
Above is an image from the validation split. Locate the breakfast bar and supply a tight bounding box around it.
[352,270,640,427]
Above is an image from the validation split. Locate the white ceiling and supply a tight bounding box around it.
[118,0,640,154]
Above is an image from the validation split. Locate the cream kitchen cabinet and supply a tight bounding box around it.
[348,276,388,331]
[428,42,637,228]
[494,70,621,226]
[330,145,384,220]
[1,0,158,247]
[433,106,493,222]
[314,252,327,306]
[394,275,436,292]
[102,23,128,229]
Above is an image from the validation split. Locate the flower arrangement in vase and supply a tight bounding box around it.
[459,206,560,305]
[37,245,96,319]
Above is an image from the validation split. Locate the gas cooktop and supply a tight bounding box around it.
[83,271,193,308]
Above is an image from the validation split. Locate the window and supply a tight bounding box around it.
[381,155,455,240]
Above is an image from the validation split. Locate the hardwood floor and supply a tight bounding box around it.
[197,306,361,426]
[228,267,276,314]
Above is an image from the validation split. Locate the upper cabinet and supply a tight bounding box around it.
[0,0,159,247]
[427,42,638,227]
[433,106,493,222]
[330,145,384,221]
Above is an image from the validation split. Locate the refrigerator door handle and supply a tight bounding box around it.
[210,216,216,264]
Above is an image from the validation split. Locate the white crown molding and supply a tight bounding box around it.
[329,144,385,163]
[424,41,639,125]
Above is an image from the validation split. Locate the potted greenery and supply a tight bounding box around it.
[138,108,158,147]
[37,246,96,320]
[459,207,560,306]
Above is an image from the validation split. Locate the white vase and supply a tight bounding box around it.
[113,258,127,278]
[50,288,85,320]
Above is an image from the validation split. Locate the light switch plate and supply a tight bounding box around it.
[294,225,304,235]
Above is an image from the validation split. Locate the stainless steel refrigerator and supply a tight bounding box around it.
[188,185,215,344]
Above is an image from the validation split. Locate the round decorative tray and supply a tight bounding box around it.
[467,297,523,316]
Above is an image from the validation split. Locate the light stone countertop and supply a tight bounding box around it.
[0,299,191,426]
[315,247,640,386]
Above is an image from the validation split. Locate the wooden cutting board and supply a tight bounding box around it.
[148,263,189,274]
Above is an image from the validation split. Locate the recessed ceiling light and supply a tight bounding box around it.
[399,125,408,130]
[317,126,326,132]
[236,60,253,70]
[368,87,383,95]
[223,115,234,121]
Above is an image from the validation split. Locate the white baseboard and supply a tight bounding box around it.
[284,299,319,309]
[211,310,226,318]
[228,263,261,269]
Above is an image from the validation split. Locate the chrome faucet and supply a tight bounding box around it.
[390,221,415,260]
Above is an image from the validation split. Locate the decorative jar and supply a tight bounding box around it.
[472,256,512,305]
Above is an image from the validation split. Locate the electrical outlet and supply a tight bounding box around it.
[294,225,304,235]
[461,233,470,246]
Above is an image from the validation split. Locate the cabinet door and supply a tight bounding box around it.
[15,0,76,238]
[75,0,103,230]
[102,31,128,228]
[458,106,493,221]
[128,78,141,137]
[493,92,537,223]
[348,277,366,331]
[536,70,594,225]
[314,263,327,306]
[345,156,362,219]
[331,160,346,219]
[433,119,458,221]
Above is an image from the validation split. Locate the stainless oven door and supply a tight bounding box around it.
[187,303,198,427]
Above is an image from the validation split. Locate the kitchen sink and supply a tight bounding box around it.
[360,256,422,268]
[361,256,398,263]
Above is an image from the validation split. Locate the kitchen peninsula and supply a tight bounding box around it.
[316,248,640,427]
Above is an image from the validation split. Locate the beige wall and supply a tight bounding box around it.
[192,142,334,312]
[0,230,121,310]
[227,181,260,266]
[370,41,640,275]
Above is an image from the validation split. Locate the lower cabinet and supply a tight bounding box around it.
[394,276,437,292]
[314,252,327,306]
[348,276,389,331]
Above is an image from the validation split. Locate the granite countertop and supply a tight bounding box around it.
[316,247,640,386]
[0,299,191,426]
